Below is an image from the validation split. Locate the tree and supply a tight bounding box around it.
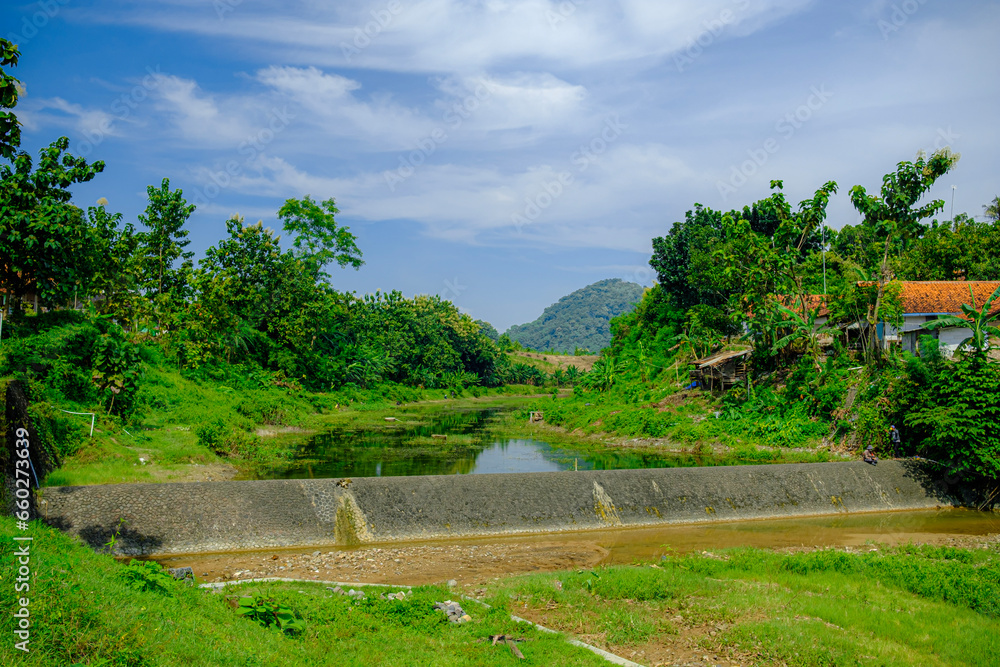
[905,352,1000,482]
[0,38,21,159]
[276,196,363,280]
[849,149,960,363]
[0,138,105,311]
[900,214,1000,281]
[138,178,196,304]
[88,201,142,322]
[651,205,727,310]
[985,196,999,223]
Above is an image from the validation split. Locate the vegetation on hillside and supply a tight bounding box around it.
[0,39,568,483]
[504,278,644,353]
[551,152,1000,492]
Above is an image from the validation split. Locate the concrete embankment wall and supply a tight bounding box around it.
[40,460,953,556]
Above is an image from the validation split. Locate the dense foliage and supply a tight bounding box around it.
[505,278,644,353]
[571,148,1000,487]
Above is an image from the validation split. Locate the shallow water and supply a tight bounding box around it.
[155,508,1000,577]
[257,406,714,480]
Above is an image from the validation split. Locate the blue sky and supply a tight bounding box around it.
[4,0,999,331]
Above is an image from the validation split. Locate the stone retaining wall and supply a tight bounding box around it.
[40,460,953,556]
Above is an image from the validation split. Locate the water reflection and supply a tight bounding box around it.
[258,407,713,480]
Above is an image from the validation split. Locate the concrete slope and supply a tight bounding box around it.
[40,460,952,556]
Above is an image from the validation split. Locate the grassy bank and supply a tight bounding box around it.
[490,542,1000,666]
[498,395,851,468]
[3,521,997,666]
[0,521,606,666]
[33,365,547,487]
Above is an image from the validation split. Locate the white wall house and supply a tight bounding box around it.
[884,281,1000,357]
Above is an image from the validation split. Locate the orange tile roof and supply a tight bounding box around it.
[777,294,830,318]
[898,281,1000,315]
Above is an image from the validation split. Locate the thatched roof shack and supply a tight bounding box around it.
[690,348,751,392]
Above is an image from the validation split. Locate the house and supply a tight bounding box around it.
[884,281,1000,356]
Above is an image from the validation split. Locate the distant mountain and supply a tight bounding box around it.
[505,279,645,353]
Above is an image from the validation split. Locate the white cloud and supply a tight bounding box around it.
[16,96,119,139]
[94,0,815,73]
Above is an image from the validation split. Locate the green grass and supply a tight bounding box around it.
[0,522,607,666]
[4,522,998,666]
[488,544,1000,667]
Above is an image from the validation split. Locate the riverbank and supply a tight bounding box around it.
[3,518,998,667]
[42,379,548,487]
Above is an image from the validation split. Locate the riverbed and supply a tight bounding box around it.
[156,507,1000,586]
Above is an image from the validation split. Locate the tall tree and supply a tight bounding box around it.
[276,196,363,280]
[0,38,20,159]
[137,178,196,303]
[0,138,105,311]
[88,200,142,322]
[985,196,1000,223]
[849,149,959,363]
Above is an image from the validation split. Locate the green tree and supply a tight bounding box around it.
[849,149,959,363]
[276,195,363,280]
[88,201,142,323]
[1,38,21,159]
[984,196,999,222]
[905,352,1000,481]
[900,214,1000,281]
[0,138,105,311]
[138,178,196,304]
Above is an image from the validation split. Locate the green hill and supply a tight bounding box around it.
[505,279,645,353]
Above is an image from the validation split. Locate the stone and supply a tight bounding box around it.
[167,566,193,581]
[446,579,457,587]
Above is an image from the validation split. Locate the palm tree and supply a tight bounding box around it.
[924,283,1000,354]
[985,196,1000,222]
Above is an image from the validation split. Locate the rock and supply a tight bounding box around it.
[167,566,193,581]
[446,579,457,587]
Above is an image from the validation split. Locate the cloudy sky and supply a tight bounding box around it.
[5,0,999,330]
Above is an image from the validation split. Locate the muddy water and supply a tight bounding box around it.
[156,508,999,582]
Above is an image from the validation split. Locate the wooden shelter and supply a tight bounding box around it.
[690,349,751,392]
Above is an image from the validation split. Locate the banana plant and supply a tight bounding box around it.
[924,283,1000,354]
[771,302,831,368]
